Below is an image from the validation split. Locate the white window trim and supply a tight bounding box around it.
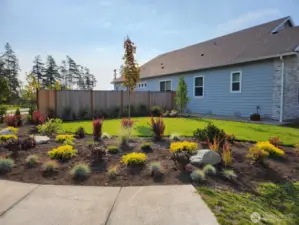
[230,71,242,93]
[193,75,204,98]
[159,80,172,92]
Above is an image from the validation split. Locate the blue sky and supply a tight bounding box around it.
[1,0,299,89]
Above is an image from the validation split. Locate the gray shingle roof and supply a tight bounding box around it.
[113,17,299,83]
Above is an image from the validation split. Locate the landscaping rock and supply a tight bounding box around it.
[34,136,50,144]
[190,149,221,167]
[0,128,15,135]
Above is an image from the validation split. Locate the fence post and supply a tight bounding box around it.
[90,89,94,118]
[148,91,151,113]
[54,90,58,117]
[36,88,39,110]
[120,90,123,115]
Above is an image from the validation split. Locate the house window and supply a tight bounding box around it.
[194,76,204,97]
[160,80,171,92]
[230,71,242,93]
[144,83,147,87]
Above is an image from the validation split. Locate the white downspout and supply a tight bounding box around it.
[279,55,284,123]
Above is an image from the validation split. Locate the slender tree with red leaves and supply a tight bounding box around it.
[122,36,140,119]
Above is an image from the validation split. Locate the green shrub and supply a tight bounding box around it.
[25,155,39,167]
[62,106,72,121]
[108,166,118,179]
[107,145,119,154]
[138,104,148,116]
[78,107,89,120]
[70,163,91,180]
[0,158,14,173]
[190,169,205,182]
[37,118,63,135]
[42,160,59,174]
[75,127,85,139]
[203,164,216,175]
[141,142,152,150]
[151,106,162,117]
[171,151,191,168]
[193,122,226,144]
[223,169,237,180]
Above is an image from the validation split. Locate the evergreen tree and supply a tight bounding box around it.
[59,60,69,89]
[175,77,190,116]
[84,67,96,90]
[66,56,80,89]
[31,55,45,86]
[77,65,86,89]
[2,43,20,99]
[44,55,60,88]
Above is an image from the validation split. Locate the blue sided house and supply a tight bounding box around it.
[112,17,299,123]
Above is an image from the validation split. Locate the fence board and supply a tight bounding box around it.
[37,90,176,118]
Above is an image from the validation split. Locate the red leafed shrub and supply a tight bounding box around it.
[148,116,165,140]
[268,136,282,147]
[32,110,45,125]
[121,118,134,128]
[93,118,103,140]
[5,115,17,127]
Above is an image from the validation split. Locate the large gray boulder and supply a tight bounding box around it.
[34,135,50,144]
[190,149,221,166]
[0,128,15,135]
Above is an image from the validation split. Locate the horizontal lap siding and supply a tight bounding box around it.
[143,60,274,118]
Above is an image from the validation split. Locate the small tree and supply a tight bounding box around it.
[122,36,140,118]
[175,77,189,116]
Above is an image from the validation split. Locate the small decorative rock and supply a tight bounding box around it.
[190,149,221,167]
[0,128,15,135]
[34,135,50,144]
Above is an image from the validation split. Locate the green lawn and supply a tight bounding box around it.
[61,117,299,145]
[197,182,299,225]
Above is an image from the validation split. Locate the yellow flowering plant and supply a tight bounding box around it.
[48,145,77,160]
[121,152,147,165]
[0,126,18,134]
[170,141,198,153]
[255,141,284,157]
[0,134,18,142]
[55,134,75,145]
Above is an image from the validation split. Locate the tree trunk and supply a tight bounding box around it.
[128,90,131,119]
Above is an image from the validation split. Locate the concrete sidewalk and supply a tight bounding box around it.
[0,180,219,225]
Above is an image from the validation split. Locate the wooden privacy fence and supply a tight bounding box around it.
[37,89,176,118]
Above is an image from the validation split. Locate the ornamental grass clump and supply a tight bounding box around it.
[190,169,205,182]
[70,163,91,180]
[223,169,237,180]
[42,160,59,175]
[108,166,119,179]
[222,142,233,166]
[0,158,14,173]
[170,141,197,153]
[25,155,39,168]
[107,145,119,154]
[255,141,284,157]
[121,118,134,129]
[203,164,216,175]
[48,145,77,161]
[148,116,165,140]
[121,152,147,166]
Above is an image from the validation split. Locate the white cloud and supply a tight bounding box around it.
[217,9,281,34]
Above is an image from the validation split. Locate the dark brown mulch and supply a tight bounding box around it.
[0,125,299,192]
